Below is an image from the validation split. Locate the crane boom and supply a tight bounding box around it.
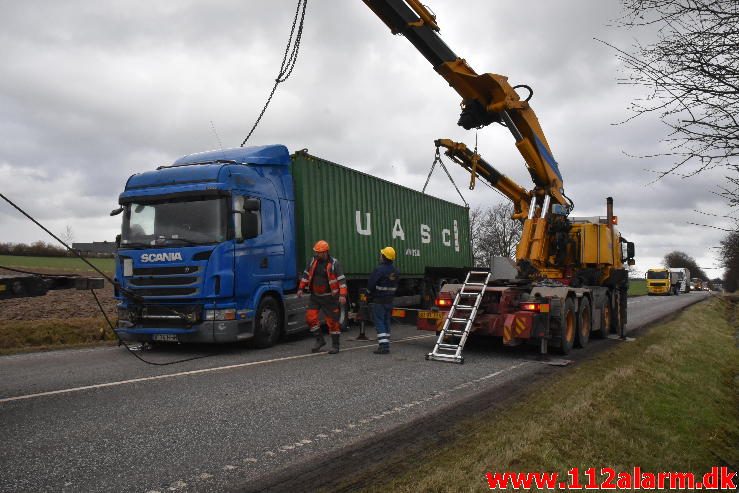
[362,0,567,206]
[433,138,531,220]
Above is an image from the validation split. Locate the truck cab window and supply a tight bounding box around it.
[122,198,227,246]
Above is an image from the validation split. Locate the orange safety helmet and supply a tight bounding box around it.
[312,240,330,253]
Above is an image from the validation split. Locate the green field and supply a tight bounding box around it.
[628,278,647,296]
[0,255,114,274]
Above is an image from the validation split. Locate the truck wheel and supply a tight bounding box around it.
[611,291,624,336]
[553,298,576,355]
[575,297,591,348]
[251,296,282,349]
[594,295,611,338]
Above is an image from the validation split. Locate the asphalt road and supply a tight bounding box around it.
[0,291,709,492]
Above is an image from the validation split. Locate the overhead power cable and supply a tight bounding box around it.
[240,0,308,146]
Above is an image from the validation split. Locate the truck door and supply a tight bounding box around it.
[233,195,286,310]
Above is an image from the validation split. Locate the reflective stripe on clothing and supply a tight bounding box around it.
[371,303,392,347]
[367,261,399,303]
[306,296,342,335]
[298,256,348,296]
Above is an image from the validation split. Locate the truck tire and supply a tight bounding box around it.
[593,293,611,338]
[612,291,622,335]
[251,296,282,349]
[575,297,592,348]
[611,289,626,336]
[553,297,576,355]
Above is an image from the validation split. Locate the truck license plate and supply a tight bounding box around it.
[418,310,445,320]
[152,334,178,342]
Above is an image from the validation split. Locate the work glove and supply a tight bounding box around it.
[297,290,304,298]
[339,296,347,305]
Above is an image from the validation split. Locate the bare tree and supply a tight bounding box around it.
[470,203,523,265]
[663,250,708,280]
[61,225,74,246]
[609,0,739,198]
[720,229,739,291]
[469,206,487,265]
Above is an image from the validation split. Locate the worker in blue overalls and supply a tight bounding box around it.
[367,246,399,354]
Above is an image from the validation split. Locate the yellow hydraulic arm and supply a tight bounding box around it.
[433,138,531,220]
[362,0,568,208]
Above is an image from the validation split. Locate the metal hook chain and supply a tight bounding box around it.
[422,146,469,208]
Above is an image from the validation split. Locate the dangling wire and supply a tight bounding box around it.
[422,147,469,208]
[240,0,308,146]
[0,192,220,366]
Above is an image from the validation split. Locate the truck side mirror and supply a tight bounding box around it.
[243,212,260,239]
[232,196,260,242]
[244,198,260,212]
[626,242,635,260]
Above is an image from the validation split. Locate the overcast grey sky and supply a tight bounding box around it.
[0,0,731,277]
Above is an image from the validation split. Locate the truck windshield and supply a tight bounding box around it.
[647,271,669,280]
[121,197,228,246]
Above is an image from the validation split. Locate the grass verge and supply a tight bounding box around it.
[0,318,118,355]
[359,297,738,492]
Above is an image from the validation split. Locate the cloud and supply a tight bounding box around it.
[0,0,732,275]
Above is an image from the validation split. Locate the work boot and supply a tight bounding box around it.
[311,332,326,353]
[373,344,389,354]
[328,334,340,354]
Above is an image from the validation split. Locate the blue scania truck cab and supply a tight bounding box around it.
[115,145,308,347]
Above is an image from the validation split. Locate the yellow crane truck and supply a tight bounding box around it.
[363,0,636,362]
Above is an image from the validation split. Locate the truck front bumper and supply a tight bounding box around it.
[116,319,254,344]
[648,286,670,295]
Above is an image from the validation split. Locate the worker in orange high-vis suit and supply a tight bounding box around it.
[297,240,348,354]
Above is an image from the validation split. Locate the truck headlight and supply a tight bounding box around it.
[204,309,236,321]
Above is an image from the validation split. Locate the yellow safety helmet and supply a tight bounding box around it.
[313,240,330,253]
[380,246,396,260]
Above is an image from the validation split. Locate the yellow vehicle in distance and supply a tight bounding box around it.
[691,277,704,291]
[646,268,680,296]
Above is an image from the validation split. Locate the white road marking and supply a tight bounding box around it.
[150,360,532,493]
[0,334,435,404]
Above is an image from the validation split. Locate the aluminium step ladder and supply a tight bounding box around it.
[426,270,492,364]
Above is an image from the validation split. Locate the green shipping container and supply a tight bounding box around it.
[291,151,472,278]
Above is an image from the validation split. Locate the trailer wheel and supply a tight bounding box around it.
[251,296,282,349]
[553,297,576,355]
[576,297,591,348]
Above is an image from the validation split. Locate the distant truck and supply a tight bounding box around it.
[112,146,472,346]
[669,267,690,293]
[646,268,681,296]
[691,278,704,291]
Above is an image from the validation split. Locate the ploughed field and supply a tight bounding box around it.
[0,266,116,321]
